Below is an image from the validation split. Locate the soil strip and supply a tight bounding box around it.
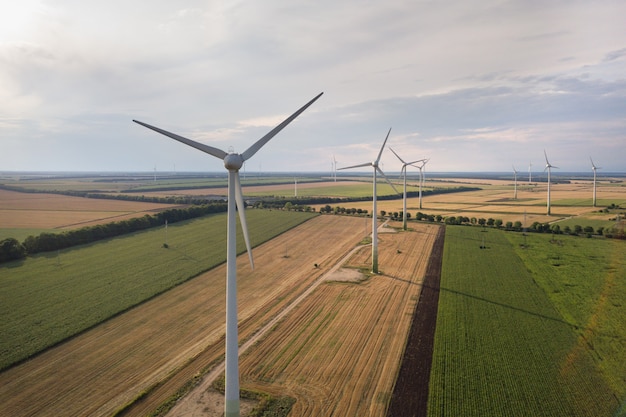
[387,225,445,417]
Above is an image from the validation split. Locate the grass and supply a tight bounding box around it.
[0,209,316,371]
[553,216,619,231]
[244,181,412,198]
[505,231,626,399]
[428,226,624,417]
[0,228,53,242]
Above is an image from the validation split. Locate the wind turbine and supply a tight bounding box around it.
[512,165,519,200]
[543,150,558,215]
[389,147,424,230]
[590,157,601,207]
[414,158,429,209]
[339,128,398,273]
[133,92,323,417]
[332,154,337,182]
[528,161,532,184]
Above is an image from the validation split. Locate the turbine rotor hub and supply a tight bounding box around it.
[224,153,244,171]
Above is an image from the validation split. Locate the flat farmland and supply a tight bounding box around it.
[0,189,177,233]
[428,226,625,417]
[0,215,370,417]
[238,222,440,416]
[311,178,626,226]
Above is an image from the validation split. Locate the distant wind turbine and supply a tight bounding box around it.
[543,150,558,215]
[528,161,532,184]
[414,159,429,209]
[339,128,398,273]
[512,165,519,200]
[133,92,323,417]
[332,154,337,182]
[389,147,424,230]
[591,157,601,207]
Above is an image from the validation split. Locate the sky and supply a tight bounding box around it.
[1,0,625,173]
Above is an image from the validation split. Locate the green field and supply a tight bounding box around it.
[428,226,625,417]
[244,181,417,198]
[0,175,326,193]
[0,209,316,371]
[0,228,55,242]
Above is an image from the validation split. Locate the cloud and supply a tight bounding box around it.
[0,0,625,172]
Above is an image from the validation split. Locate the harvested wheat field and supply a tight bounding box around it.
[0,188,177,229]
[234,222,440,416]
[0,215,368,417]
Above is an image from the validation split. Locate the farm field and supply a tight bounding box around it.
[428,226,625,417]
[312,177,626,226]
[235,221,441,416]
[0,188,178,236]
[0,210,316,370]
[0,215,371,417]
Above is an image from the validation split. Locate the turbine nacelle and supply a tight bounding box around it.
[224,153,244,171]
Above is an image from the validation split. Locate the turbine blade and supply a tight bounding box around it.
[234,171,254,269]
[543,149,551,166]
[338,162,372,170]
[241,92,323,161]
[133,120,227,159]
[389,147,406,164]
[375,128,392,164]
[377,167,400,194]
[407,158,425,166]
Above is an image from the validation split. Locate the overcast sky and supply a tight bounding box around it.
[1,0,625,173]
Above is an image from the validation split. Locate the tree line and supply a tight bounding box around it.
[0,203,228,264]
[252,186,480,209]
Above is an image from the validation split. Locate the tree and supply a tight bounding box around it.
[0,238,26,263]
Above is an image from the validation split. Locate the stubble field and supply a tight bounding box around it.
[237,222,440,416]
[0,188,177,234]
[2,215,400,417]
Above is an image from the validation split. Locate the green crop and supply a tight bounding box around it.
[428,226,624,417]
[0,210,316,370]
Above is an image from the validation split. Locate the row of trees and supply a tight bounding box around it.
[0,203,229,263]
[412,212,625,239]
[254,186,480,208]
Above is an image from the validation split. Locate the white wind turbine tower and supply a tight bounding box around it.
[590,157,601,207]
[528,161,533,184]
[133,92,323,417]
[512,165,519,199]
[389,147,424,230]
[339,128,398,273]
[332,154,338,182]
[543,150,558,215]
[415,158,429,209]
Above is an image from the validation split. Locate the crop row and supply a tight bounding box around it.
[428,226,621,417]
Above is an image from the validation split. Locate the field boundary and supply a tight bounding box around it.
[387,225,445,417]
